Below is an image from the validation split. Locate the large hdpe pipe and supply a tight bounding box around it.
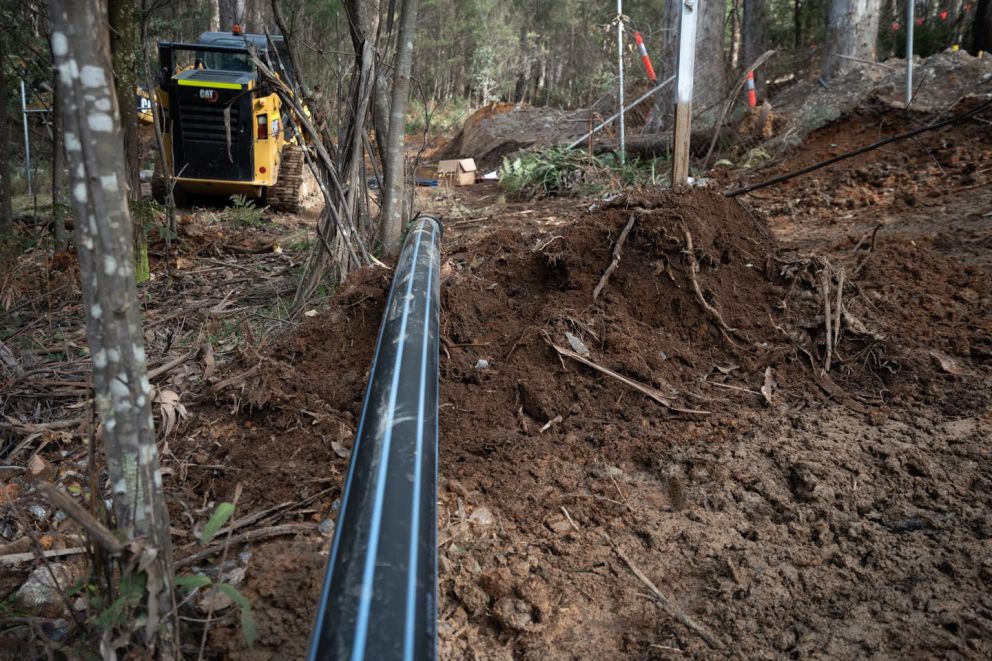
[308,215,442,661]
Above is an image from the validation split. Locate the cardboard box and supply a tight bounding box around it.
[438,158,477,186]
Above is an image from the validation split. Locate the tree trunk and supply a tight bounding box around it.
[973,0,992,54]
[209,0,220,31]
[742,0,768,97]
[0,29,11,234]
[345,0,392,173]
[219,0,233,28]
[379,0,419,255]
[50,61,67,251]
[824,0,882,77]
[694,0,728,117]
[108,0,141,200]
[48,0,173,648]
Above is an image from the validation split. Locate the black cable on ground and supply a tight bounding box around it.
[724,96,992,198]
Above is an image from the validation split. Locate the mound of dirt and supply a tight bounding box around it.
[171,188,991,658]
[765,50,992,151]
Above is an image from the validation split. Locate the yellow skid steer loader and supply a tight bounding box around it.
[152,26,319,212]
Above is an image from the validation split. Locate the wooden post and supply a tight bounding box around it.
[672,0,699,186]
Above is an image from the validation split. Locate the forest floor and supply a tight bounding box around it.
[2,99,992,659]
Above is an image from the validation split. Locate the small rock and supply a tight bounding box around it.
[452,577,488,617]
[545,516,572,536]
[330,440,350,458]
[564,332,589,356]
[474,359,490,370]
[319,519,336,536]
[492,596,537,632]
[15,564,76,617]
[28,504,48,521]
[26,455,54,482]
[478,567,514,600]
[468,507,495,527]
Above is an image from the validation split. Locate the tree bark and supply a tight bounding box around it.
[694,0,728,117]
[50,59,68,251]
[345,0,392,172]
[0,28,12,234]
[108,0,141,200]
[973,0,992,54]
[48,0,173,647]
[742,0,768,97]
[209,0,220,31]
[379,0,419,255]
[824,0,882,77]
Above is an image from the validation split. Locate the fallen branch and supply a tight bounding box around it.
[593,214,637,301]
[604,533,724,650]
[681,227,738,346]
[174,523,318,569]
[0,547,87,567]
[547,339,708,415]
[38,483,125,555]
[821,266,832,372]
[725,96,992,197]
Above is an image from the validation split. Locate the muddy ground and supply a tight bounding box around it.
[2,101,991,659]
[184,102,992,659]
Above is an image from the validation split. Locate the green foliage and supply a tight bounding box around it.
[218,584,257,646]
[172,501,257,647]
[406,97,472,135]
[200,501,235,544]
[499,147,669,198]
[224,195,266,227]
[174,573,257,647]
[94,573,146,631]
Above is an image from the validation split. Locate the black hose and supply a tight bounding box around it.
[308,215,442,661]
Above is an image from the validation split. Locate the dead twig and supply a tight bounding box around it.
[603,533,724,650]
[821,266,832,372]
[702,49,777,169]
[681,227,738,346]
[0,547,87,567]
[37,483,125,554]
[593,213,637,301]
[174,523,318,569]
[546,338,708,415]
[852,225,881,278]
[834,268,845,350]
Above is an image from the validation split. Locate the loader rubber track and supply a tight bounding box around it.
[267,144,321,213]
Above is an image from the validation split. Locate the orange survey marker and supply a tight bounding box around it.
[745,70,757,108]
[634,32,657,82]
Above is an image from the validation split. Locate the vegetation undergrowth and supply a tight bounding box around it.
[498,147,671,198]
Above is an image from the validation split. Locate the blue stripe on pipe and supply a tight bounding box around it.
[403,224,437,660]
[350,229,425,661]
[307,237,399,661]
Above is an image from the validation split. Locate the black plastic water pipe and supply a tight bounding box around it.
[308,215,442,661]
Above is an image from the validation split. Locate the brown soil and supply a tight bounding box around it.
[3,97,991,659]
[173,147,990,656]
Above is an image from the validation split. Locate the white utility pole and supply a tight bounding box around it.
[672,0,698,186]
[617,0,625,165]
[20,79,32,196]
[905,0,914,105]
